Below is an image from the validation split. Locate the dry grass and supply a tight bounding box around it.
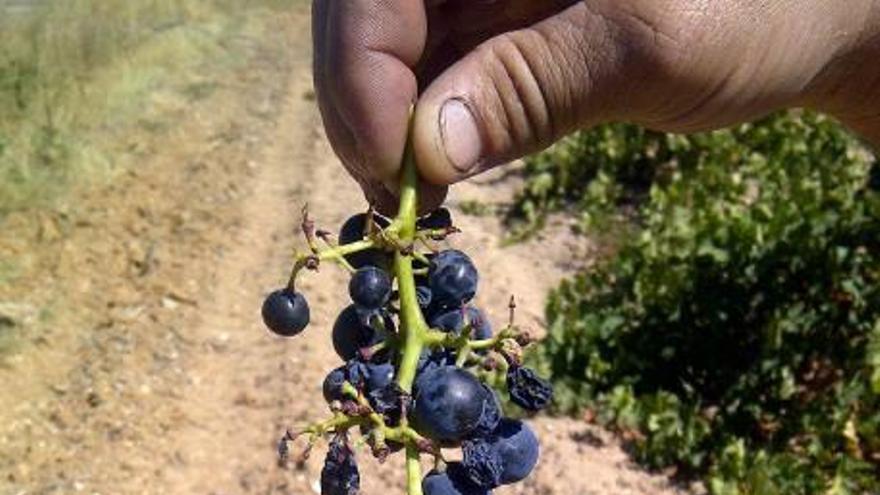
[0,0,294,215]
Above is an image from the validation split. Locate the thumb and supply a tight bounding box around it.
[412,3,653,185]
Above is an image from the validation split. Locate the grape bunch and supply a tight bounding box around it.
[261,162,553,495]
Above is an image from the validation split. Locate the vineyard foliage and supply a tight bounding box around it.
[516,112,880,494]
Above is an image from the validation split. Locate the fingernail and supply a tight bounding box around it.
[440,99,481,173]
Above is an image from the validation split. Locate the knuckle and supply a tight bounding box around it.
[473,32,556,158]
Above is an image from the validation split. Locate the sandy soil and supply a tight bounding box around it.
[0,5,694,495]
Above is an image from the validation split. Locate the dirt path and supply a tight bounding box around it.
[0,6,693,495]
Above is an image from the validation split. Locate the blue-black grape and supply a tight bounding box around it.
[338,213,391,269]
[416,285,433,309]
[422,464,489,495]
[367,382,406,424]
[470,384,501,438]
[344,360,370,389]
[417,207,453,230]
[322,361,371,403]
[411,366,490,443]
[321,437,360,495]
[364,361,395,391]
[331,305,392,361]
[349,265,392,309]
[460,440,504,489]
[491,419,539,484]
[415,349,456,385]
[462,418,539,488]
[322,366,348,403]
[413,361,498,438]
[428,250,478,309]
[430,306,492,340]
[506,366,553,411]
[261,289,310,336]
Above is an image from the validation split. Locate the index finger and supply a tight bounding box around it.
[313,0,426,182]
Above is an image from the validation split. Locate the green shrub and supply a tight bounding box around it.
[521,112,880,494]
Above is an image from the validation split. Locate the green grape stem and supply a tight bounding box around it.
[286,239,376,288]
[392,137,428,495]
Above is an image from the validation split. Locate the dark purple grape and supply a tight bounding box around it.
[470,384,501,438]
[349,266,392,309]
[322,367,348,403]
[332,305,392,361]
[493,419,540,484]
[428,250,478,309]
[367,382,407,424]
[321,437,360,495]
[430,306,492,340]
[460,440,504,489]
[347,360,372,388]
[261,289,310,336]
[462,419,539,488]
[338,213,391,269]
[416,285,433,309]
[364,361,395,391]
[506,366,553,411]
[411,366,490,443]
[422,464,489,495]
[322,360,376,404]
[415,349,456,380]
[417,207,453,230]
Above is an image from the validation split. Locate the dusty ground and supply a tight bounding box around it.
[0,5,693,495]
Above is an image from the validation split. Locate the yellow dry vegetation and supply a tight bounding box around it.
[0,0,294,214]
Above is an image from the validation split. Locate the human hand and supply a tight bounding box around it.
[313,0,880,213]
